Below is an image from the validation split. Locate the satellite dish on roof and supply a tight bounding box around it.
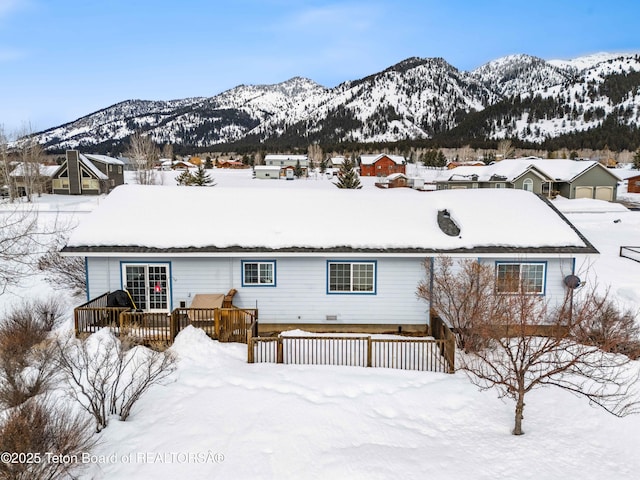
[564,275,581,289]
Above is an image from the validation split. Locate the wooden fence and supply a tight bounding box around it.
[74,294,257,344]
[248,335,454,373]
[620,246,640,263]
[430,315,456,372]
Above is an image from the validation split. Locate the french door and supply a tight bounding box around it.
[122,263,170,312]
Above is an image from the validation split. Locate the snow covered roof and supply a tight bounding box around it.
[63,185,597,256]
[254,165,282,171]
[386,173,408,181]
[265,154,307,161]
[79,154,108,180]
[83,153,124,165]
[9,163,59,177]
[360,154,405,165]
[441,157,621,183]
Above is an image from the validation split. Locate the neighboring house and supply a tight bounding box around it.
[626,174,640,194]
[359,154,406,177]
[159,159,197,170]
[62,186,597,335]
[264,154,308,169]
[218,160,247,169]
[436,157,621,201]
[375,173,409,189]
[52,151,124,195]
[254,165,282,179]
[326,156,346,169]
[8,162,59,196]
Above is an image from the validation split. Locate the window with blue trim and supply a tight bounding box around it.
[242,261,275,286]
[496,262,545,294]
[328,261,375,293]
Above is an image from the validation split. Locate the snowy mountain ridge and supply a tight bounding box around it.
[32,52,640,151]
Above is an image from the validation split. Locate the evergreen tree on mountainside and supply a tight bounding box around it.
[334,156,362,189]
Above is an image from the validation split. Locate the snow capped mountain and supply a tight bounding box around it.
[32,52,640,152]
[470,54,570,97]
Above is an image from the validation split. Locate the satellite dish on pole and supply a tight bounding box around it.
[564,275,581,289]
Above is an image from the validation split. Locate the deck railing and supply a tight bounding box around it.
[248,334,454,373]
[74,295,257,345]
[74,292,130,335]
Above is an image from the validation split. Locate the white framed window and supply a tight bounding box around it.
[327,261,376,294]
[523,178,533,192]
[494,183,505,188]
[122,263,171,311]
[495,262,546,295]
[242,261,276,286]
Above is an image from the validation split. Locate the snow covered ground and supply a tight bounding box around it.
[1,165,640,479]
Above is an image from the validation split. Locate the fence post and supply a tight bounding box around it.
[366,337,372,367]
[170,311,177,341]
[277,337,283,364]
[447,336,455,373]
[214,309,221,340]
[247,337,254,364]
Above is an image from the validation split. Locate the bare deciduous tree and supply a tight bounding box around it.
[0,298,65,408]
[497,139,515,160]
[0,125,17,202]
[418,257,640,435]
[37,230,87,297]
[0,397,96,480]
[0,207,40,295]
[125,131,159,185]
[56,331,176,432]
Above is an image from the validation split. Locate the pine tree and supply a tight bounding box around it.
[319,158,327,174]
[175,169,193,186]
[294,159,304,178]
[334,157,362,189]
[176,165,216,186]
[634,149,640,170]
[191,164,216,186]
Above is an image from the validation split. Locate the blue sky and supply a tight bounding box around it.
[1,0,639,135]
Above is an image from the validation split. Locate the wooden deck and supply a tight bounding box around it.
[74,292,257,345]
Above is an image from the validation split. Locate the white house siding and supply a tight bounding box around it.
[86,256,430,325]
[86,255,576,322]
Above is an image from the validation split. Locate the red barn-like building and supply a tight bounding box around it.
[359,154,406,177]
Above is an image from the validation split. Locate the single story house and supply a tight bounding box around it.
[8,162,59,196]
[218,160,248,169]
[436,157,622,201]
[254,165,283,179]
[162,160,196,170]
[359,154,406,177]
[52,151,124,195]
[326,157,346,168]
[375,173,409,189]
[63,185,597,335]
